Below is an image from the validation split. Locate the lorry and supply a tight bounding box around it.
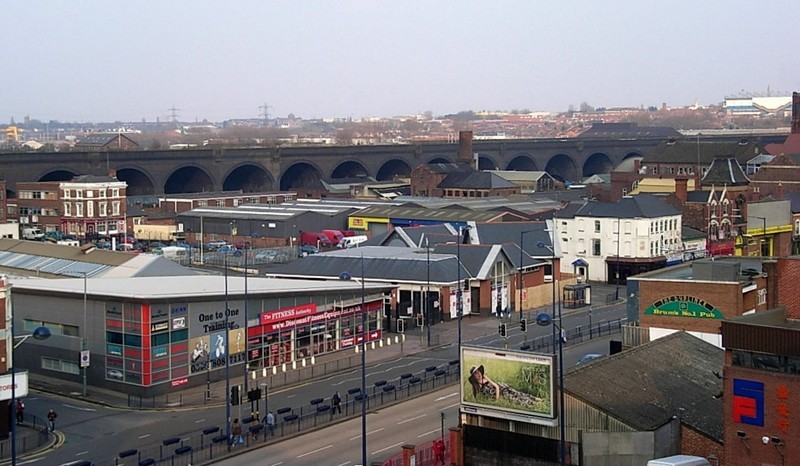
[321,229,345,247]
[21,227,44,240]
[300,231,331,249]
[646,455,711,466]
[134,224,185,243]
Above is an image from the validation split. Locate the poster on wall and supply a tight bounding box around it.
[460,345,556,425]
[449,291,472,319]
[189,335,210,374]
[229,328,246,354]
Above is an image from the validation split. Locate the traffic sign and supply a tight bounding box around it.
[80,350,90,368]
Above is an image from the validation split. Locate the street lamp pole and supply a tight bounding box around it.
[10,324,51,466]
[243,244,249,395]
[519,230,536,323]
[360,253,367,466]
[224,254,231,451]
[81,272,88,397]
[615,218,621,301]
[425,238,431,347]
[456,225,470,356]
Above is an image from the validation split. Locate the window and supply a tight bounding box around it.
[594,220,601,233]
[42,357,80,375]
[758,288,767,305]
[75,203,83,217]
[592,239,601,256]
[99,190,106,198]
[63,190,70,199]
[112,201,120,216]
[651,166,658,174]
[87,201,94,218]
[111,188,120,197]
[100,202,107,217]
[216,200,225,207]
[86,190,94,198]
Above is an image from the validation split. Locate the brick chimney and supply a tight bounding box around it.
[793,92,800,134]
[107,169,117,178]
[457,131,474,169]
[674,177,688,203]
[776,181,784,200]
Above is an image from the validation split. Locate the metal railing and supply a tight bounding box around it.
[518,317,627,354]
[0,413,53,461]
[105,359,461,466]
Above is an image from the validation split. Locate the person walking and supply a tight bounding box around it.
[231,418,243,446]
[15,399,24,425]
[264,411,275,436]
[331,391,342,416]
[47,409,57,432]
[433,438,446,465]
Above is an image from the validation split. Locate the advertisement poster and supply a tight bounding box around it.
[461,345,555,424]
[189,335,210,374]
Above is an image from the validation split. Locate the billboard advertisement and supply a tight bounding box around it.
[460,345,556,425]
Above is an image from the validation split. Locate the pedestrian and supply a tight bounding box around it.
[332,391,342,415]
[47,409,57,432]
[231,418,243,446]
[264,411,275,436]
[433,438,445,465]
[15,399,24,425]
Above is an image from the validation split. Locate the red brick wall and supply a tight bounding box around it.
[639,280,741,334]
[724,366,800,466]
[681,426,722,463]
[775,257,800,319]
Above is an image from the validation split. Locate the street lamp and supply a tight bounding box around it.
[339,253,367,466]
[536,241,566,466]
[535,310,566,466]
[224,253,231,452]
[456,225,471,357]
[425,238,431,347]
[748,216,768,256]
[518,229,537,323]
[10,323,51,466]
[81,272,88,397]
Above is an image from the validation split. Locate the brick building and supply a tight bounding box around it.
[73,133,139,151]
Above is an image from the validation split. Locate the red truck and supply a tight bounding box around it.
[300,231,331,248]
[321,229,345,247]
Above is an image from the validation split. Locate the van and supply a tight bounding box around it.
[22,227,44,240]
[300,232,331,249]
[646,455,711,466]
[338,235,368,249]
[321,229,345,247]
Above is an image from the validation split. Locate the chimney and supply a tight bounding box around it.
[792,92,800,134]
[675,177,688,203]
[457,131,473,169]
[776,181,785,200]
[107,169,117,178]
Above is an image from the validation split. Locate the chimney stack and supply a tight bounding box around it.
[675,177,688,203]
[792,92,800,134]
[457,131,473,169]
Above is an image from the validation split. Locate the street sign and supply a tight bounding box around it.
[0,371,28,400]
[80,350,91,368]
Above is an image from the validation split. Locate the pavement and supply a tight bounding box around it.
[13,281,622,462]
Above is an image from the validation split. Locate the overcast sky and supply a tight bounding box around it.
[3,1,799,123]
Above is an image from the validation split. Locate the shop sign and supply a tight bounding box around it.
[260,304,317,325]
[151,321,170,332]
[644,295,724,319]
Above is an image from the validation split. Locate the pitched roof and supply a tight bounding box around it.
[556,194,680,219]
[577,122,681,139]
[643,140,761,164]
[426,163,472,175]
[565,332,723,440]
[681,226,706,239]
[701,157,750,186]
[438,171,518,189]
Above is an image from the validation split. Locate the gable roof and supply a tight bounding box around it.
[577,122,681,139]
[643,140,761,164]
[556,194,679,219]
[566,332,723,440]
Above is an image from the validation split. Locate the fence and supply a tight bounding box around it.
[0,413,53,461]
[382,437,452,466]
[105,358,461,466]
[518,317,627,354]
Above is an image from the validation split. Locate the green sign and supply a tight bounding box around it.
[644,296,724,319]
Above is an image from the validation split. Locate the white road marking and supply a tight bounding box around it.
[418,428,439,438]
[336,462,353,466]
[138,434,151,439]
[297,444,333,458]
[373,442,404,455]
[435,392,459,401]
[62,404,96,412]
[398,414,426,424]
[75,451,89,456]
[444,402,460,409]
[194,418,205,423]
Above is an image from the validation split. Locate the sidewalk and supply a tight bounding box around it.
[28,281,622,411]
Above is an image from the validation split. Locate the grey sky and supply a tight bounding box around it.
[3,1,799,123]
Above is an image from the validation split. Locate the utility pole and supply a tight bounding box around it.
[258,103,273,125]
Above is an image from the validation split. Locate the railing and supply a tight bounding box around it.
[106,359,461,466]
[0,413,53,461]
[382,437,451,466]
[518,317,627,354]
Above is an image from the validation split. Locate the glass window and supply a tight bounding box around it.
[151,332,170,346]
[172,329,188,342]
[106,331,123,344]
[124,334,142,347]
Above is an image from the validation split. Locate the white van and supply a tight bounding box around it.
[646,455,711,466]
[21,227,44,240]
[338,235,368,249]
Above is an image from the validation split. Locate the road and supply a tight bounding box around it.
[18,301,625,466]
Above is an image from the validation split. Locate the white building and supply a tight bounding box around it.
[554,194,682,283]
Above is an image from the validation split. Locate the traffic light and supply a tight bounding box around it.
[231,386,240,405]
[498,323,507,338]
[520,319,527,332]
[397,318,405,333]
[248,388,262,402]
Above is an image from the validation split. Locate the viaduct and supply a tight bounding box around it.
[0,133,785,196]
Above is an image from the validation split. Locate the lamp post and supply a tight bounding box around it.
[615,218,621,301]
[518,229,537,323]
[339,254,367,466]
[10,323,51,466]
[81,272,88,397]
[425,238,431,347]
[243,243,249,395]
[224,253,231,452]
[748,216,768,256]
[536,241,566,466]
[456,225,471,357]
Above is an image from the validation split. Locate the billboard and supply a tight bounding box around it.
[460,345,556,425]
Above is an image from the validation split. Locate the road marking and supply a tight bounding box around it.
[297,444,333,458]
[62,404,96,412]
[20,460,44,465]
[75,451,89,456]
[418,429,439,438]
[269,462,284,466]
[194,418,205,423]
[336,462,353,466]
[398,414,426,424]
[373,442,404,455]
[138,434,151,439]
[444,402,460,410]
[435,392,459,401]
[369,427,384,436]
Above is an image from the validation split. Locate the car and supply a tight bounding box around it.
[576,353,604,366]
[218,245,242,256]
[205,240,228,251]
[297,244,319,257]
[255,250,279,262]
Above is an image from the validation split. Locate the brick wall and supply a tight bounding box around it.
[639,280,741,334]
[776,257,800,319]
[681,426,723,464]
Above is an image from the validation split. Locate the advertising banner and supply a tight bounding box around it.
[460,346,556,425]
[0,371,28,401]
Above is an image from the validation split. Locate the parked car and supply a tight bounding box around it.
[297,244,319,257]
[205,240,228,251]
[255,250,279,262]
[217,245,242,256]
[576,353,604,366]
